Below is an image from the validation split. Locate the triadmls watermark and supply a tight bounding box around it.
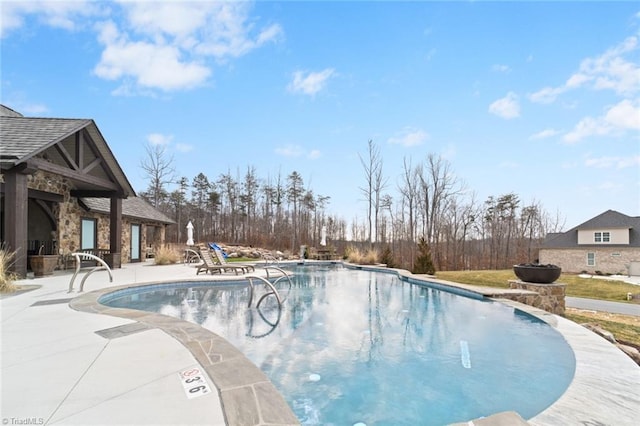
[2,418,44,425]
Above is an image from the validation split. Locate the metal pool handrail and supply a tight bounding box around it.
[244,275,282,309]
[68,252,113,293]
[263,266,293,303]
[183,248,202,264]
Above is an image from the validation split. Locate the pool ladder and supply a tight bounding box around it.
[244,266,293,310]
[67,252,113,293]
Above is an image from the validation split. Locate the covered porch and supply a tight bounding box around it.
[1,106,135,277]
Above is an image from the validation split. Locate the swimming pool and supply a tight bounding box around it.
[101,264,576,425]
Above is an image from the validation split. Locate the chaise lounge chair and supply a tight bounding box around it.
[195,245,248,275]
[211,246,256,273]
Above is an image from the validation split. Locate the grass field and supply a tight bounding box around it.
[435,269,640,348]
[435,269,639,302]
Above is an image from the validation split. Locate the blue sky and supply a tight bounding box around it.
[2,0,639,230]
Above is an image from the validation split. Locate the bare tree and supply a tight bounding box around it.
[140,142,175,208]
[359,140,387,248]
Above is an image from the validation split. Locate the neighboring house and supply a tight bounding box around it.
[539,210,640,275]
[0,105,174,277]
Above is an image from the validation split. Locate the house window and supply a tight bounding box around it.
[81,218,97,250]
[587,252,595,267]
[594,231,610,243]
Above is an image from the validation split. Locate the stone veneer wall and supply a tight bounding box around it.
[539,248,638,275]
[4,170,167,266]
[508,280,566,315]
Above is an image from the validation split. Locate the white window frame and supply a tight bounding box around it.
[587,252,595,267]
[594,231,611,243]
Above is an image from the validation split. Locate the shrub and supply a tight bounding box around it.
[412,237,435,275]
[0,247,17,293]
[362,248,379,265]
[345,245,362,263]
[380,245,396,268]
[153,245,181,265]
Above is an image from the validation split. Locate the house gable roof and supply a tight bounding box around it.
[576,209,637,230]
[0,107,135,198]
[81,197,176,225]
[542,210,640,248]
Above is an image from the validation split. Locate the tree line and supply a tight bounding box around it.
[139,141,565,271]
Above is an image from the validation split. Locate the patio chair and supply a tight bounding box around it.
[195,245,247,275]
[211,246,256,273]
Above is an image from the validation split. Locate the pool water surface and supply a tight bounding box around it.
[102,265,575,425]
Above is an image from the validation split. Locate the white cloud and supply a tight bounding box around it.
[275,144,304,157]
[308,149,321,159]
[492,64,511,73]
[175,143,194,153]
[94,22,212,92]
[604,99,640,130]
[529,128,560,140]
[287,69,335,96]
[0,0,101,38]
[564,99,640,143]
[585,155,640,169]
[563,116,611,144]
[147,133,173,146]
[488,92,520,119]
[2,1,282,93]
[529,36,639,103]
[528,86,565,104]
[387,128,429,147]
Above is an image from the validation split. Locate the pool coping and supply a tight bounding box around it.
[70,262,640,425]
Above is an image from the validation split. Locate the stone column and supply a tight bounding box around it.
[509,280,566,315]
[107,197,122,268]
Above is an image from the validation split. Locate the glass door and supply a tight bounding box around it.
[130,224,141,262]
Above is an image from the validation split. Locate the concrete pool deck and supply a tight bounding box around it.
[1,260,639,425]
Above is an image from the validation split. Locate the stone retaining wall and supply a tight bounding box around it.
[507,280,566,315]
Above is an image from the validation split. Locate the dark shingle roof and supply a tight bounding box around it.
[0,106,135,197]
[0,105,23,117]
[576,209,637,229]
[542,210,640,248]
[0,116,91,161]
[81,197,175,224]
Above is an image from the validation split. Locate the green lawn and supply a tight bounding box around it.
[435,269,638,303]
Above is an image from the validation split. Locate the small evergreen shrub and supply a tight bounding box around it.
[412,237,436,275]
[380,245,396,268]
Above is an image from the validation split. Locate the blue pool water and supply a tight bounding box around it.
[102,265,576,425]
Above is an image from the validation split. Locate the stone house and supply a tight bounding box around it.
[0,105,174,277]
[539,210,640,275]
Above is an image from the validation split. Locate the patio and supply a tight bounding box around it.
[1,260,639,425]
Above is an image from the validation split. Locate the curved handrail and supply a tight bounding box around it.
[262,253,279,265]
[68,252,113,293]
[262,266,293,303]
[246,303,282,338]
[183,248,202,264]
[244,275,282,309]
